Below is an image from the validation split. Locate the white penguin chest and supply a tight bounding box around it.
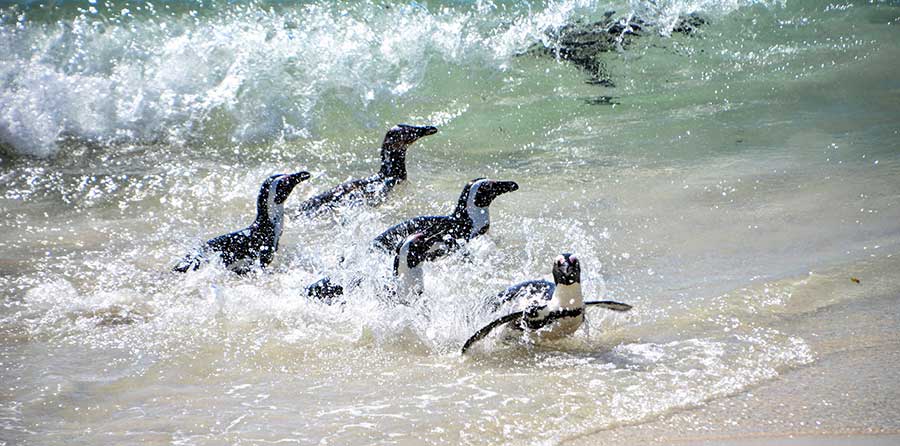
[551,283,584,310]
[266,180,285,241]
[269,205,284,240]
[468,206,489,239]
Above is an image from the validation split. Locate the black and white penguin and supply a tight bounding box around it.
[390,232,432,304]
[305,232,438,305]
[173,171,311,274]
[297,124,438,216]
[461,253,631,353]
[372,178,519,254]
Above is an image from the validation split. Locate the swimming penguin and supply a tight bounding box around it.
[305,232,438,305]
[297,124,438,216]
[390,232,434,304]
[461,253,631,354]
[372,178,519,254]
[173,171,311,274]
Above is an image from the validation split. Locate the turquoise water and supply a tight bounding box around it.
[2,1,900,445]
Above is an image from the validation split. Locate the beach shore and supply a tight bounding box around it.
[567,268,900,446]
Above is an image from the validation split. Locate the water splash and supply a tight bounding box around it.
[0,0,775,157]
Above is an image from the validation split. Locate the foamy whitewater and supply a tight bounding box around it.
[2,0,899,445]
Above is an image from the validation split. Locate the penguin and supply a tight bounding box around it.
[390,232,433,304]
[173,171,311,274]
[461,253,631,353]
[297,124,438,215]
[372,178,519,254]
[305,232,438,305]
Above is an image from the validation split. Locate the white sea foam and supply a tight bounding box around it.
[0,0,769,157]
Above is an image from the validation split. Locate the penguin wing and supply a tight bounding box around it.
[173,228,260,274]
[584,300,633,312]
[372,216,453,252]
[461,311,525,354]
[490,280,554,311]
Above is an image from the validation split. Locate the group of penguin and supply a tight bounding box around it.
[173,124,632,354]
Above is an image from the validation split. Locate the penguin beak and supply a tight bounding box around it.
[406,124,438,143]
[490,180,518,194]
[553,253,580,285]
[285,171,311,187]
[486,180,519,200]
[417,125,439,137]
[558,258,573,276]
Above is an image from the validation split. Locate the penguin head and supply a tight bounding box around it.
[393,233,432,275]
[551,253,581,286]
[261,171,311,205]
[382,124,438,151]
[461,178,519,208]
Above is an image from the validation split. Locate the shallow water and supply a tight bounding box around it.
[2,0,900,445]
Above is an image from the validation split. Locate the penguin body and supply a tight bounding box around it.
[305,233,437,305]
[461,254,632,353]
[174,171,310,274]
[372,178,519,254]
[297,124,437,215]
[502,254,585,340]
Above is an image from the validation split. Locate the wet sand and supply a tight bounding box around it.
[567,258,900,446]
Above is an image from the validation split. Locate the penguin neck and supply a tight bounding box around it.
[458,189,489,239]
[254,187,285,244]
[551,282,583,310]
[379,146,407,180]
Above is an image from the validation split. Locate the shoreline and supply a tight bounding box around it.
[660,432,900,446]
[565,281,900,446]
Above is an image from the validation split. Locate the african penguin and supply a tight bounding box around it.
[305,233,438,305]
[372,178,519,254]
[390,232,432,305]
[297,124,438,216]
[173,171,310,274]
[461,254,632,353]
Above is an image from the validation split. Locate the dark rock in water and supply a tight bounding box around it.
[524,12,707,88]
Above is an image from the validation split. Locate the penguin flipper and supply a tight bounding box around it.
[584,300,632,312]
[461,311,524,354]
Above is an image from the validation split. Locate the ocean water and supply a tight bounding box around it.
[2,0,899,445]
